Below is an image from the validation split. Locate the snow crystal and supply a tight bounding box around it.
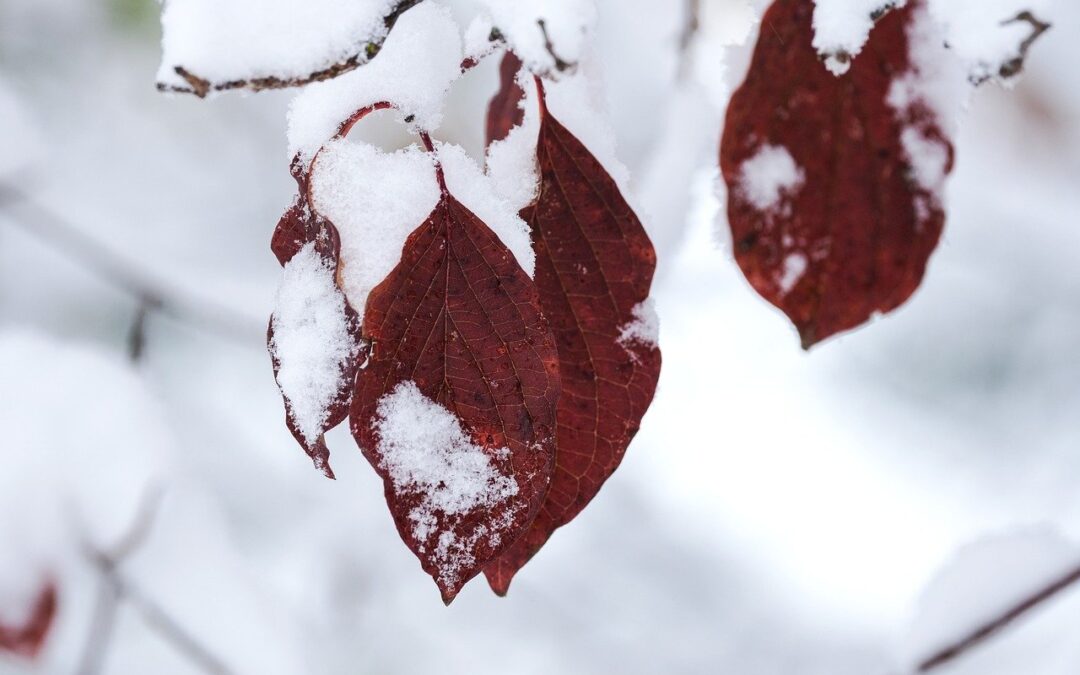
[287,2,462,160]
[158,0,394,91]
[475,0,598,73]
[738,144,805,211]
[777,253,808,294]
[374,382,520,587]
[899,527,1080,668]
[812,0,907,75]
[269,242,358,446]
[618,299,661,350]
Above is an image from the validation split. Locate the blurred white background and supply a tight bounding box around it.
[1,0,1079,673]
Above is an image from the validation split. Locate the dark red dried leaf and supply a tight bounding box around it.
[268,168,365,479]
[720,0,953,348]
[484,84,662,595]
[485,52,526,148]
[350,183,560,604]
[0,582,57,659]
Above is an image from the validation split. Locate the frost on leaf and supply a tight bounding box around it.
[812,0,907,75]
[158,0,422,96]
[0,582,56,659]
[350,179,560,604]
[721,0,954,348]
[484,83,661,596]
[269,168,364,479]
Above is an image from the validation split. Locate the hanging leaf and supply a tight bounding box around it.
[350,172,560,604]
[0,582,56,659]
[485,52,526,148]
[720,0,953,348]
[268,166,365,479]
[485,83,662,595]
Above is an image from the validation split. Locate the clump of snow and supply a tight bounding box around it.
[374,381,521,588]
[439,142,535,277]
[928,0,1055,85]
[287,2,462,160]
[158,0,395,91]
[619,299,661,350]
[899,526,1080,668]
[812,0,907,75]
[463,15,498,63]
[738,144,805,212]
[475,0,598,73]
[311,140,441,314]
[269,242,358,446]
[777,253,808,294]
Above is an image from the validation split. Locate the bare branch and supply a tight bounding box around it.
[537,19,573,73]
[917,560,1080,672]
[0,183,264,347]
[157,0,424,98]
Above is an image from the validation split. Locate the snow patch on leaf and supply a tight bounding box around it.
[269,243,359,446]
[374,381,523,589]
[618,299,660,351]
[738,144,805,212]
[812,0,907,75]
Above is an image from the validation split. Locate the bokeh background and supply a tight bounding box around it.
[1,0,1079,673]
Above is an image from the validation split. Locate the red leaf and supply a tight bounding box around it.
[485,52,526,148]
[484,83,662,595]
[350,176,560,604]
[268,167,365,479]
[0,582,57,659]
[720,0,953,348]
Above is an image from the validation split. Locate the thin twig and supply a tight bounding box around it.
[536,19,573,72]
[78,487,234,675]
[158,0,423,97]
[917,560,1080,672]
[0,183,263,347]
[994,11,1052,81]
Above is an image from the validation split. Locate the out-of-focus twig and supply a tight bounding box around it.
[77,487,234,675]
[0,182,264,348]
[916,560,1080,672]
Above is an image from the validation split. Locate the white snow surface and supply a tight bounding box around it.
[374,381,521,587]
[286,2,462,160]
[738,144,804,211]
[899,527,1080,667]
[269,242,358,446]
[158,0,396,90]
